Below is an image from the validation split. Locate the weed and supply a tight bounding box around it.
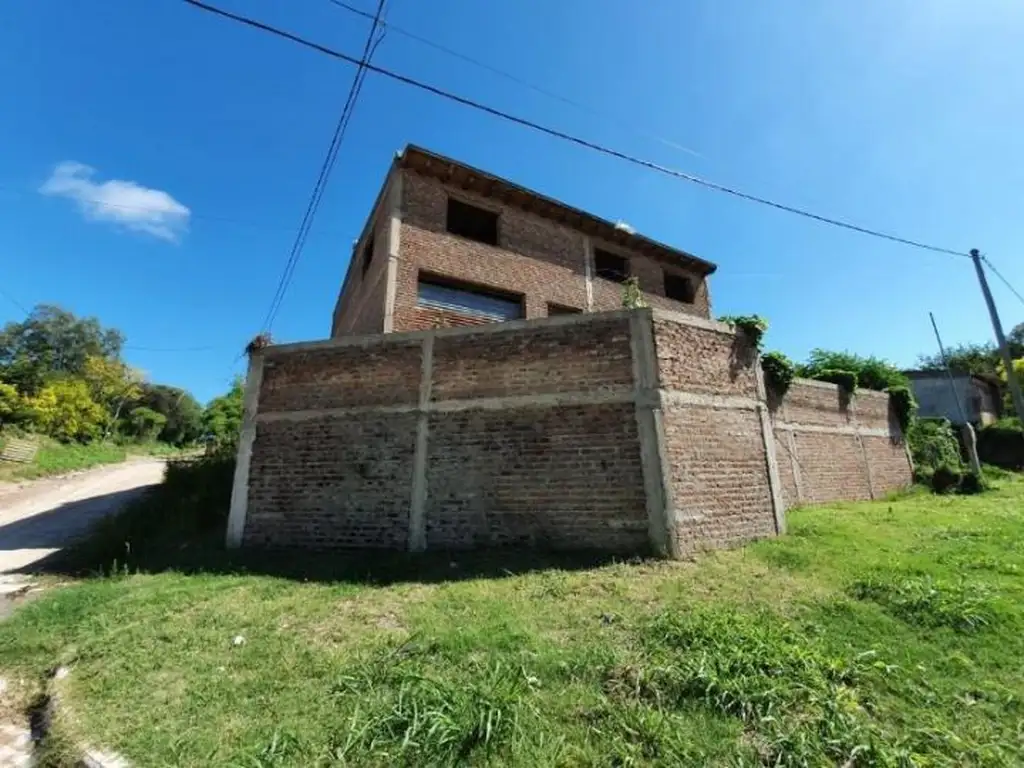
[848,575,996,632]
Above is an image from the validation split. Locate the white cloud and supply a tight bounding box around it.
[40,162,190,242]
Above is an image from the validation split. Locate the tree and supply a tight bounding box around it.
[797,349,907,391]
[1009,322,1024,360]
[125,406,167,442]
[916,341,1001,378]
[135,384,203,445]
[25,379,107,442]
[0,382,20,427]
[0,305,124,394]
[82,355,144,438]
[202,378,245,450]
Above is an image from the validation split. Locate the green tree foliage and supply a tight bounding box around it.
[796,349,907,391]
[136,384,203,445]
[0,305,124,395]
[620,276,648,309]
[916,341,1001,378]
[25,378,107,442]
[202,377,245,450]
[0,382,20,426]
[125,406,167,442]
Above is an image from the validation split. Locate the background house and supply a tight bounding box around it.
[905,370,1002,426]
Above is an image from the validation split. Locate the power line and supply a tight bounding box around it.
[258,0,388,333]
[323,0,702,159]
[181,0,969,260]
[0,286,30,315]
[982,256,1024,309]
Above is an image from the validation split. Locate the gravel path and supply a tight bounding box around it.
[0,460,166,573]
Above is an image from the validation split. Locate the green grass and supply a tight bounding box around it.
[1,475,1023,766]
[0,436,127,482]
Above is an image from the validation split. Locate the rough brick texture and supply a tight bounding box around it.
[662,403,777,553]
[244,413,416,549]
[430,316,633,401]
[653,317,759,397]
[259,341,421,412]
[331,167,709,336]
[769,380,911,508]
[424,404,647,551]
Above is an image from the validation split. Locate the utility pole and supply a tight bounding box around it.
[971,248,1024,423]
[929,311,981,474]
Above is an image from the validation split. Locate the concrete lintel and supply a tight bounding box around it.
[408,335,433,552]
[659,389,760,411]
[629,312,676,558]
[650,308,736,336]
[790,377,891,400]
[226,353,265,549]
[774,421,893,438]
[264,308,641,357]
[256,387,639,423]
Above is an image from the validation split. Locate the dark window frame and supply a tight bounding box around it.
[663,271,696,303]
[416,272,524,321]
[547,303,583,316]
[446,197,499,246]
[593,248,629,283]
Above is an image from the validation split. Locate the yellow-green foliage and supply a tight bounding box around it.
[25,378,107,442]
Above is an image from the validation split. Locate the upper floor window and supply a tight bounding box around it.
[417,273,523,320]
[446,198,498,245]
[594,248,629,283]
[663,272,696,303]
[360,234,375,276]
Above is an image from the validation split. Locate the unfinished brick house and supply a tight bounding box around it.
[228,146,913,558]
[330,145,716,337]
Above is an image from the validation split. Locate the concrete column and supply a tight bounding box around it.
[754,359,787,535]
[383,172,403,333]
[628,310,676,557]
[583,236,595,312]
[787,430,804,505]
[226,353,265,549]
[408,334,434,551]
[851,399,877,500]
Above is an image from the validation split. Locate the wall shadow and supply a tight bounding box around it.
[20,527,654,587]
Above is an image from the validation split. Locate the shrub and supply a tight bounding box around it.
[718,315,768,350]
[931,464,963,494]
[760,351,795,396]
[811,368,858,393]
[797,349,907,391]
[620,276,648,309]
[886,385,918,434]
[849,575,995,632]
[908,418,962,476]
[976,418,1024,470]
[959,470,985,495]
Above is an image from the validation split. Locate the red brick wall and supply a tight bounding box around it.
[770,381,910,508]
[332,215,389,336]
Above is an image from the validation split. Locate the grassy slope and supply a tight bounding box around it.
[0,480,1023,766]
[0,434,187,482]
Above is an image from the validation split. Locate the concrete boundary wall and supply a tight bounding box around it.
[229,309,912,556]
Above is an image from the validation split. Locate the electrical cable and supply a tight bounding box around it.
[982,256,1024,309]
[323,0,702,158]
[257,0,388,332]
[181,0,970,260]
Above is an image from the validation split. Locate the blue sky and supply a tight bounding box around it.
[2,0,1023,403]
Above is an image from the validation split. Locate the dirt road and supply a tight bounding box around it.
[0,460,166,573]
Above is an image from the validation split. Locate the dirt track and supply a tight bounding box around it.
[0,460,166,572]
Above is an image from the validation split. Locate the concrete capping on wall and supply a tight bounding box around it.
[267,307,640,357]
[789,376,891,400]
[226,353,265,549]
[650,307,736,336]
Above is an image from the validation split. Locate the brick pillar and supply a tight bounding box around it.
[754,358,787,535]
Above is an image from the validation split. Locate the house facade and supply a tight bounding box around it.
[905,370,1002,426]
[330,146,717,337]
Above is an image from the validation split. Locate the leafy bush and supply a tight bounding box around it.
[760,351,795,396]
[886,385,917,434]
[977,418,1024,470]
[717,315,768,350]
[959,470,985,495]
[931,464,963,494]
[849,575,995,632]
[908,418,963,477]
[811,368,858,393]
[798,349,907,391]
